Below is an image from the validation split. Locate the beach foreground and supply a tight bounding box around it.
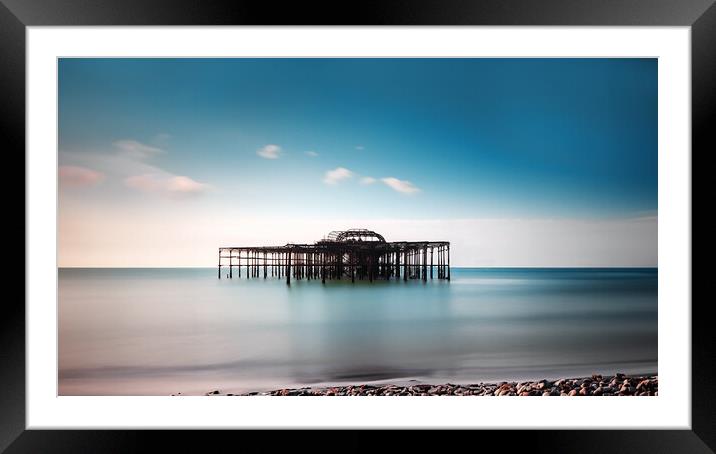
[197,374,657,397]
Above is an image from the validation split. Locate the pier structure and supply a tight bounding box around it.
[218,229,450,284]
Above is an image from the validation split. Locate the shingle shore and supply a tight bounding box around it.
[197,373,657,396]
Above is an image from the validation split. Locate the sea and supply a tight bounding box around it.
[58,267,657,395]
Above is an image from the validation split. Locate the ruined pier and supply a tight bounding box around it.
[218,229,450,284]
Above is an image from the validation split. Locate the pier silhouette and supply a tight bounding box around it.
[218,229,450,284]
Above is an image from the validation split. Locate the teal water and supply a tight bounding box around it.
[58,268,657,395]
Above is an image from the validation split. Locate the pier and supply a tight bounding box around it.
[218,229,450,284]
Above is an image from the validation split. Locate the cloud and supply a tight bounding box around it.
[60,137,213,199]
[59,165,105,188]
[360,176,377,185]
[113,140,164,159]
[323,167,353,185]
[167,176,209,195]
[257,144,281,159]
[124,174,210,198]
[355,145,364,150]
[124,174,161,192]
[381,177,420,194]
[305,151,319,157]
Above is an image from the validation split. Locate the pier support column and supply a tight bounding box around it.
[403,250,408,281]
[438,246,442,279]
[447,245,451,281]
[423,247,427,281]
[395,251,400,280]
[430,247,433,279]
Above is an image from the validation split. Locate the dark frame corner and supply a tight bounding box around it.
[5,0,710,452]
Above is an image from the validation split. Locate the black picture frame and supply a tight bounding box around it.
[4,0,708,451]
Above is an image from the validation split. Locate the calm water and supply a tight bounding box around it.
[59,268,657,395]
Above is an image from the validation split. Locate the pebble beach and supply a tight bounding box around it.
[196,373,657,397]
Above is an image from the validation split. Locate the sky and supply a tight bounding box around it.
[58,58,657,267]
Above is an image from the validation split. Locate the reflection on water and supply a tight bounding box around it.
[59,268,657,395]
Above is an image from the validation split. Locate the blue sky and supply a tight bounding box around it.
[58,58,657,266]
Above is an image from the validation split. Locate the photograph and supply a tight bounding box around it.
[57,57,659,398]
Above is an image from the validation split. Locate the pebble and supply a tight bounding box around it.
[195,373,657,397]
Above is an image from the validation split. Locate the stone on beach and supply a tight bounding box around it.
[200,373,657,397]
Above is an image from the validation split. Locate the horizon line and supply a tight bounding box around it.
[57,265,659,270]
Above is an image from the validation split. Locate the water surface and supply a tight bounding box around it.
[59,268,657,395]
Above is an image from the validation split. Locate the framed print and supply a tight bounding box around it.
[5,0,710,451]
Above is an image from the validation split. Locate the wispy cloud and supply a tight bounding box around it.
[113,139,165,160]
[124,174,162,192]
[257,144,281,159]
[360,176,377,185]
[60,137,212,199]
[355,145,364,150]
[59,165,105,188]
[323,167,353,185]
[305,151,319,157]
[125,174,210,198]
[381,177,420,194]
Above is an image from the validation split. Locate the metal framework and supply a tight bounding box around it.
[218,229,450,284]
[323,229,386,243]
